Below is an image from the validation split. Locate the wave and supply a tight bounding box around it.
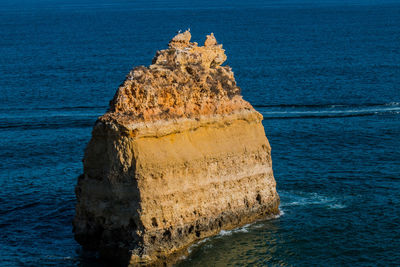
[187,237,212,254]
[219,224,251,237]
[216,209,284,237]
[185,208,284,256]
[255,102,400,119]
[186,225,254,254]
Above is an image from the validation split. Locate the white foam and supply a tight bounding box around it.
[217,225,247,237]
[179,254,188,261]
[185,209,285,258]
[280,191,346,210]
[277,208,285,217]
[43,255,74,261]
[187,237,210,254]
[329,203,346,209]
[235,227,249,233]
[196,237,210,245]
[218,229,233,236]
[386,102,400,106]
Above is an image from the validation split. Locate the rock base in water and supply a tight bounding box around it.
[73,31,279,266]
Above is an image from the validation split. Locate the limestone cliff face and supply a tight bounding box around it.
[73,31,280,266]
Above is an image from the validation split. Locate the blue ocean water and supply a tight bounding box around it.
[1,0,399,266]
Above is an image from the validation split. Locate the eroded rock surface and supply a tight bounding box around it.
[73,31,280,266]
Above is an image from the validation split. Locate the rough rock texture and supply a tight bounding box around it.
[73,31,280,266]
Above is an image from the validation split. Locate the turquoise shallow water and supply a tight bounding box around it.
[0,0,399,266]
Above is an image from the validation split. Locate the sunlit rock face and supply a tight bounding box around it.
[73,31,280,266]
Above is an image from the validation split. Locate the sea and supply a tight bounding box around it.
[0,0,399,266]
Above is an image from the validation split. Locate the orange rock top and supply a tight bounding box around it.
[105,31,253,123]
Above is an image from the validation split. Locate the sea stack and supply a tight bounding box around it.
[73,31,280,266]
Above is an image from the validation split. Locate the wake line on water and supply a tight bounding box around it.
[1,102,398,130]
[0,105,107,112]
[256,102,400,119]
[254,102,400,109]
[0,119,96,130]
[0,110,103,130]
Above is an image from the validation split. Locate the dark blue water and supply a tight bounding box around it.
[1,0,399,266]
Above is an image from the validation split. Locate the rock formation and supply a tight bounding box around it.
[73,31,280,266]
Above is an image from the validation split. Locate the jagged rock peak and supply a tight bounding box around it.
[155,30,226,69]
[168,30,192,48]
[204,32,217,47]
[107,31,252,123]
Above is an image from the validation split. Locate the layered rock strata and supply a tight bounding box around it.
[73,31,280,266]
